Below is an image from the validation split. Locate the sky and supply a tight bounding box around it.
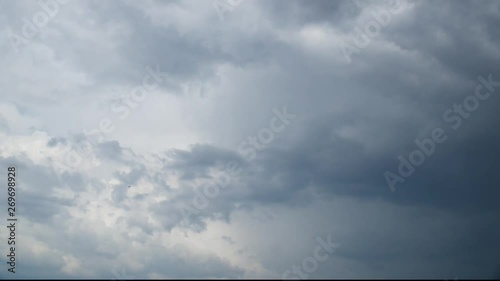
[1,0,500,279]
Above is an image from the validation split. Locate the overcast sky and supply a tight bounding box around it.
[1,0,500,279]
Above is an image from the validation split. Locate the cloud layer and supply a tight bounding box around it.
[1,0,500,278]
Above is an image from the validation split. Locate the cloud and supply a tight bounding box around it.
[1,0,500,278]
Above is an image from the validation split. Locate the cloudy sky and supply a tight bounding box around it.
[1,0,500,279]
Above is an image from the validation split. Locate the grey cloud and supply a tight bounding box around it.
[2,0,500,278]
[259,0,362,28]
[47,136,68,147]
[165,143,245,180]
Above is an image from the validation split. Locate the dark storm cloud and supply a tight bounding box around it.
[20,0,235,93]
[381,1,500,80]
[3,0,500,278]
[204,0,500,213]
[5,0,292,96]
[165,143,245,180]
[136,1,500,277]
